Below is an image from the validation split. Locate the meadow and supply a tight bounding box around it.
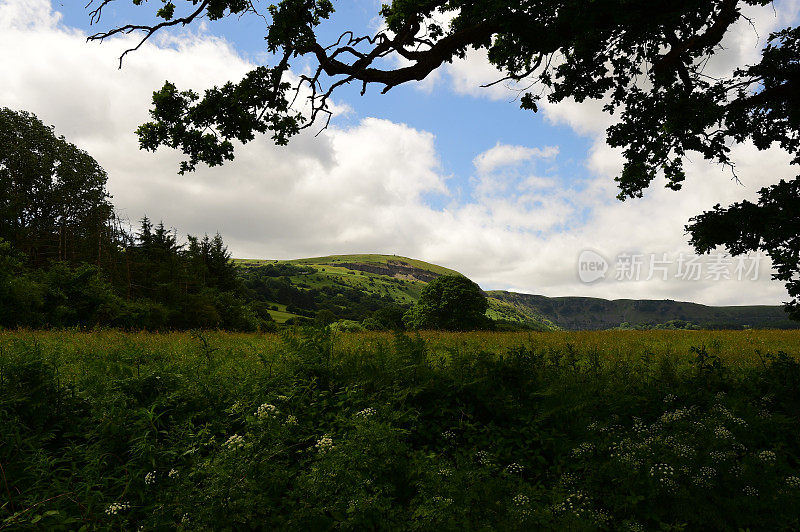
[3,329,800,530]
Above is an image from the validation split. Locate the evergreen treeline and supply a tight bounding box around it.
[0,107,272,331]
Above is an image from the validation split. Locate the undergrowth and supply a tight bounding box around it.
[1,330,800,530]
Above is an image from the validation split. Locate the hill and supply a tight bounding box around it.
[233,254,462,324]
[233,254,796,330]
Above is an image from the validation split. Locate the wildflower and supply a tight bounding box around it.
[223,434,245,451]
[692,466,716,487]
[714,426,733,440]
[438,467,453,477]
[442,430,456,440]
[474,450,492,466]
[255,403,278,420]
[315,435,334,453]
[355,407,376,419]
[559,472,579,487]
[168,468,179,479]
[663,393,677,404]
[743,486,758,497]
[649,463,677,492]
[505,462,524,474]
[758,450,777,464]
[276,394,289,401]
[105,501,130,516]
[571,442,595,458]
[285,414,298,425]
[144,471,156,485]
[432,496,454,505]
[512,494,530,507]
[785,476,800,489]
[660,406,694,423]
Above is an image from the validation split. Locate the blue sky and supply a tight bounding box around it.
[60,0,592,209]
[2,0,798,305]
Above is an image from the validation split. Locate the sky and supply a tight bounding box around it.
[1,0,799,306]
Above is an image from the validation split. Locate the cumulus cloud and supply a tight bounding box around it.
[0,0,796,307]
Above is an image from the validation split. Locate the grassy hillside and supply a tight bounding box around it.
[233,254,795,330]
[233,255,462,324]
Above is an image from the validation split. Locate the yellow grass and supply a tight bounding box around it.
[1,329,797,370]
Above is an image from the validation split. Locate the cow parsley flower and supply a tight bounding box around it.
[144,471,156,485]
[505,462,524,474]
[355,407,376,419]
[316,435,334,453]
[105,501,130,516]
[758,450,777,464]
[255,403,278,420]
[168,468,179,479]
[224,434,245,451]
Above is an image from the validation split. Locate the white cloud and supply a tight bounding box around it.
[0,0,796,309]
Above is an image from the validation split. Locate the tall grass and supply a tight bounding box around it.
[2,329,799,530]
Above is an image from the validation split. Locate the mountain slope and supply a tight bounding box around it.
[488,291,798,330]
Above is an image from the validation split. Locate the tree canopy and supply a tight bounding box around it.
[87,1,800,315]
[403,274,489,330]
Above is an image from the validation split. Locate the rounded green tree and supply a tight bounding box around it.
[403,274,488,331]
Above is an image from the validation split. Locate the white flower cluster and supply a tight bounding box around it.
[692,466,716,488]
[709,450,734,464]
[667,442,695,459]
[649,463,675,479]
[512,493,530,507]
[758,408,771,419]
[743,485,759,497]
[474,450,492,466]
[785,476,800,489]
[552,491,590,515]
[442,430,456,440]
[224,434,245,451]
[609,439,643,468]
[355,407,376,419]
[505,462,524,474]
[663,393,677,404]
[649,463,677,492]
[432,495,454,506]
[438,467,453,477]
[660,406,694,424]
[758,450,777,464]
[144,471,156,485]
[714,426,733,440]
[255,403,278,420]
[105,501,130,516]
[285,414,298,425]
[558,472,579,488]
[729,464,743,478]
[512,494,531,518]
[571,442,595,458]
[315,435,334,453]
[168,468,179,479]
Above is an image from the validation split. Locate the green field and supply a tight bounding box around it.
[4,329,800,530]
